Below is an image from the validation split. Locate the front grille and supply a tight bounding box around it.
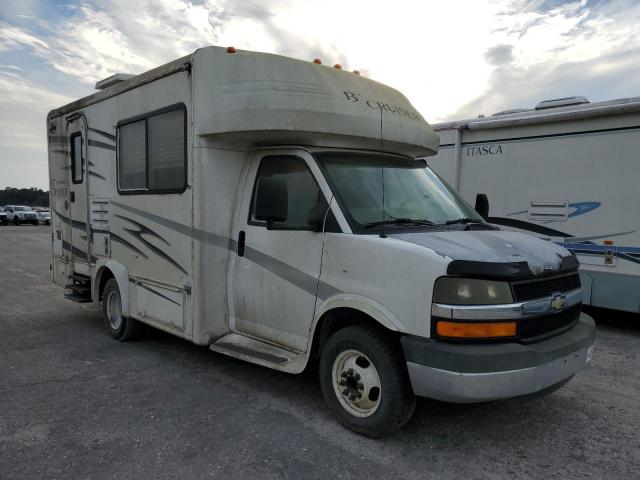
[511,273,581,302]
[518,304,581,341]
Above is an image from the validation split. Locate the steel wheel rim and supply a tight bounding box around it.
[106,289,123,330]
[332,349,382,418]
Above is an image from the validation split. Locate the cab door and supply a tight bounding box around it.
[67,116,90,271]
[227,151,330,352]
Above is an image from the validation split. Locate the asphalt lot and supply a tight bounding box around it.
[1,225,639,479]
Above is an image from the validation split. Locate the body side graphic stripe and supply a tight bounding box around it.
[110,233,149,259]
[54,210,87,230]
[133,281,182,306]
[110,201,341,300]
[115,214,187,275]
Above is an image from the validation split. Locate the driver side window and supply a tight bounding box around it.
[249,155,324,231]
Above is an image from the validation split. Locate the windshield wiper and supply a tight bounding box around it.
[444,217,484,225]
[364,218,438,229]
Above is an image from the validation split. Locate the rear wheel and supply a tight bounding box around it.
[102,278,142,341]
[319,325,416,437]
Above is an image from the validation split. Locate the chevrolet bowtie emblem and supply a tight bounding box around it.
[550,293,567,312]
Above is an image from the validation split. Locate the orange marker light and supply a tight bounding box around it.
[603,240,613,245]
[313,58,322,64]
[437,321,517,338]
[226,46,237,53]
[334,64,342,69]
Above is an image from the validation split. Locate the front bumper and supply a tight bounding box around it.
[401,313,595,403]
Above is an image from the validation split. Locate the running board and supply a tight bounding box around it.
[210,333,306,372]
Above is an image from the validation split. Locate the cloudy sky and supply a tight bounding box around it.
[1,0,640,189]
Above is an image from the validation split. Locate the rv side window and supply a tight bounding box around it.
[148,109,186,191]
[117,104,186,194]
[249,155,323,230]
[70,133,83,184]
[119,121,146,190]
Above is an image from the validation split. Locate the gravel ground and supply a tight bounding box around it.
[1,225,638,479]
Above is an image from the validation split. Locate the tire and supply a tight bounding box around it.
[13,217,20,225]
[319,325,416,438]
[101,278,142,341]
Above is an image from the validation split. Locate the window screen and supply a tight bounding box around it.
[71,133,83,183]
[250,156,324,230]
[148,109,185,190]
[118,120,146,190]
[117,105,186,193]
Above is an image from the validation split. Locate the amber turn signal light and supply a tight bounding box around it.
[436,321,516,338]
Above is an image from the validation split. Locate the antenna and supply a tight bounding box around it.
[379,107,387,238]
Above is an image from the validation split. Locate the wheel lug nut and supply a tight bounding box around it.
[357,383,364,390]
[356,392,362,399]
[338,380,346,386]
[349,394,357,401]
[354,373,361,381]
[340,372,347,378]
[342,389,349,396]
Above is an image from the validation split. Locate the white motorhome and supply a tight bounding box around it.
[430,96,640,314]
[47,47,595,437]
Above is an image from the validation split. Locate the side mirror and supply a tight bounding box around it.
[475,193,489,219]
[255,177,288,229]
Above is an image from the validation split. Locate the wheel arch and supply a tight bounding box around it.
[306,295,404,369]
[94,260,130,316]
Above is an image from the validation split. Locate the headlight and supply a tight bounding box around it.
[433,277,513,305]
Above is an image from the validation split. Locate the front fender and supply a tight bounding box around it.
[313,293,403,332]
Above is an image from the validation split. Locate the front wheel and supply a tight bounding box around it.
[102,278,142,341]
[13,217,20,225]
[319,325,416,437]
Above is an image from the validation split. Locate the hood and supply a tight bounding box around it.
[391,230,573,277]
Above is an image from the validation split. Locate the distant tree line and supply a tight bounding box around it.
[0,188,49,207]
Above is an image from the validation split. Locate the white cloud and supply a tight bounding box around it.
[448,0,640,119]
[0,22,49,53]
[0,72,73,148]
[0,72,74,188]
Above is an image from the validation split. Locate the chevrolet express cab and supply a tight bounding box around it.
[47,46,595,437]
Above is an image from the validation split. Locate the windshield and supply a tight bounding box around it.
[316,152,482,231]
[14,206,30,211]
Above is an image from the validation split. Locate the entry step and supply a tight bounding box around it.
[64,292,92,303]
[64,271,92,303]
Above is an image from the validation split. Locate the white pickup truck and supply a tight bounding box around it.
[4,205,39,225]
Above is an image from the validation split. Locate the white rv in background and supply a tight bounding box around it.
[47,47,594,437]
[430,96,640,314]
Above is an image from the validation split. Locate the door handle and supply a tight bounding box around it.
[70,192,76,203]
[237,231,245,257]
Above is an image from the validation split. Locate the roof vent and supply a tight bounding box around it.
[535,96,590,110]
[491,108,532,117]
[95,73,135,90]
